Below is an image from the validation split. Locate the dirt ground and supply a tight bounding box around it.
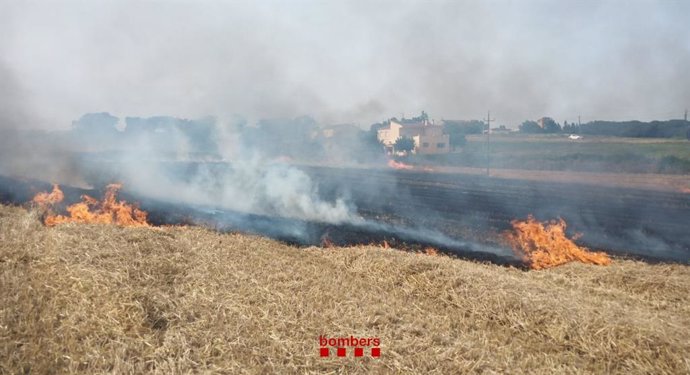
[302,160,690,193]
[1,204,689,374]
[432,165,690,193]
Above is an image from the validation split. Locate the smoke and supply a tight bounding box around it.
[0,60,86,184]
[0,64,27,130]
[0,61,25,173]
[116,154,359,224]
[1,1,689,129]
[0,1,688,263]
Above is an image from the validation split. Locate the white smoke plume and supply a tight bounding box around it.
[118,154,358,224]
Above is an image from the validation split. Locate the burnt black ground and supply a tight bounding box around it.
[304,166,690,263]
[2,162,689,264]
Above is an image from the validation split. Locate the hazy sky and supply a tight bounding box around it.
[1,0,689,129]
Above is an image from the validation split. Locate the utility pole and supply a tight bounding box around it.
[485,110,494,176]
[684,109,687,121]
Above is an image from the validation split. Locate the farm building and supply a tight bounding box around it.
[377,118,450,155]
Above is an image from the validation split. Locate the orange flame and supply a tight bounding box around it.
[321,234,334,248]
[387,159,414,170]
[424,247,439,256]
[33,184,149,227]
[32,184,64,207]
[505,216,611,270]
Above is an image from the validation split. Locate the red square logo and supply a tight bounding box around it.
[320,348,329,357]
[371,347,381,358]
[354,347,363,357]
[337,348,346,357]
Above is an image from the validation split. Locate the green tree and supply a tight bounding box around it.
[541,117,562,133]
[394,136,416,153]
[448,133,466,149]
[443,120,484,135]
[519,120,543,134]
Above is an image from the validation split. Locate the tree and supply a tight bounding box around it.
[443,120,480,150]
[72,112,119,134]
[519,120,543,134]
[363,125,385,150]
[406,111,428,123]
[369,122,387,133]
[579,120,687,138]
[448,133,467,149]
[541,117,562,133]
[394,136,416,153]
[443,120,484,135]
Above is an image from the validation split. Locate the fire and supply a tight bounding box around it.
[505,216,611,270]
[424,247,439,256]
[387,159,414,170]
[321,233,334,248]
[32,184,64,206]
[32,184,149,227]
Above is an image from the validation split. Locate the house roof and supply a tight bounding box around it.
[391,119,428,127]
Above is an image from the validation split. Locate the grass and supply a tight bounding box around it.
[413,134,690,174]
[1,204,689,374]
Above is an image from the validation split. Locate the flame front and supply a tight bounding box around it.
[505,216,611,269]
[423,247,439,256]
[32,184,64,206]
[387,159,414,170]
[33,184,149,227]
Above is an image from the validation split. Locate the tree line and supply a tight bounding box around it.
[519,117,690,139]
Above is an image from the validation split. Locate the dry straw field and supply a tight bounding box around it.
[1,204,689,374]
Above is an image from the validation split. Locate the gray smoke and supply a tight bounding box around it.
[1,1,689,129]
[0,1,688,263]
[118,154,359,224]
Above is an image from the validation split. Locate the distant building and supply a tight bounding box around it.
[377,118,450,154]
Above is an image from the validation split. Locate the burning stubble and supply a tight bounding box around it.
[0,2,687,268]
[33,183,149,227]
[505,216,611,270]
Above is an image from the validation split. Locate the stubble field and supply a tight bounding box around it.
[1,204,689,374]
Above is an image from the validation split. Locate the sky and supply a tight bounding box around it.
[1,0,689,129]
